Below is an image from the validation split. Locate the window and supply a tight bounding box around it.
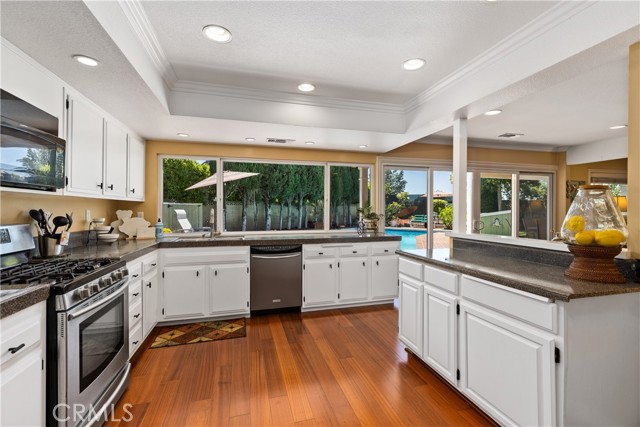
[222,161,324,232]
[471,170,553,240]
[161,157,218,232]
[329,165,371,230]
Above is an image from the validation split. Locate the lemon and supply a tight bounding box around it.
[575,230,595,245]
[565,215,586,233]
[594,229,625,247]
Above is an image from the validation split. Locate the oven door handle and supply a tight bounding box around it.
[68,280,128,320]
[84,362,131,427]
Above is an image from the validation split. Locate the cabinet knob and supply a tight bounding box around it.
[362,261,365,267]
[131,188,135,194]
[146,282,152,288]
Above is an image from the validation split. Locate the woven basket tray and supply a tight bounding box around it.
[565,244,625,283]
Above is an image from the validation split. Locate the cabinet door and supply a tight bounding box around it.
[209,264,249,315]
[66,95,104,195]
[0,345,44,427]
[398,276,423,357]
[161,265,206,319]
[371,255,399,299]
[103,120,128,198]
[338,257,369,302]
[142,270,158,338]
[423,285,457,385]
[127,135,145,200]
[303,258,338,307]
[459,302,556,427]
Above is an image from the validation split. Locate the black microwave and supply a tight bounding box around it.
[0,89,65,191]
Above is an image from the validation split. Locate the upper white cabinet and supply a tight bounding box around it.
[127,135,145,200]
[104,120,128,198]
[66,95,104,195]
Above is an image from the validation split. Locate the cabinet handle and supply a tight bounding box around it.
[131,188,135,194]
[133,292,140,297]
[319,252,324,255]
[196,271,200,277]
[134,313,140,319]
[376,260,379,266]
[133,340,139,345]
[362,261,365,267]
[107,184,114,190]
[132,274,139,278]
[353,250,357,254]
[8,343,25,354]
[214,270,217,276]
[97,183,103,189]
[151,263,157,267]
[384,249,389,253]
[329,264,332,269]
[146,282,152,288]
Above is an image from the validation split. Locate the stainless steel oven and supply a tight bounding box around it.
[53,269,130,427]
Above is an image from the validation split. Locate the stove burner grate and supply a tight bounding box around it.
[0,258,116,287]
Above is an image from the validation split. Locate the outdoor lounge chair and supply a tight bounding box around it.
[410,214,428,228]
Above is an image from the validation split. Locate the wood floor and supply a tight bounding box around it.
[106,304,494,426]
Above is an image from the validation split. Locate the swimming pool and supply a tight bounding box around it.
[385,228,426,251]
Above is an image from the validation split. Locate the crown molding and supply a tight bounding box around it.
[404,1,595,114]
[118,0,177,87]
[172,80,406,115]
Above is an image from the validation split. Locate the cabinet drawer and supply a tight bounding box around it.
[423,265,458,294]
[162,248,248,265]
[339,244,368,257]
[129,280,142,304]
[399,258,423,281]
[142,255,158,275]
[371,243,399,255]
[129,299,142,328]
[129,322,143,356]
[128,262,142,281]
[1,320,40,366]
[461,275,557,332]
[304,246,336,258]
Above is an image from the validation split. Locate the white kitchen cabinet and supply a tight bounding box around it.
[142,270,159,338]
[371,255,399,300]
[103,120,128,198]
[66,94,104,195]
[0,302,46,427]
[398,276,422,357]
[303,258,339,307]
[209,263,250,315]
[422,284,457,385]
[338,257,369,302]
[459,301,556,427]
[161,265,206,320]
[127,135,145,200]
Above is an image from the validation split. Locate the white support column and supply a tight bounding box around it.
[453,118,468,233]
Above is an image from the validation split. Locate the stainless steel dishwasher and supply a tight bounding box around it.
[250,245,302,312]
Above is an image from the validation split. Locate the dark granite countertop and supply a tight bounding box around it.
[0,284,49,319]
[398,248,640,302]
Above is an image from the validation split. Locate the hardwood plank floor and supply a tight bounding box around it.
[105,304,495,426]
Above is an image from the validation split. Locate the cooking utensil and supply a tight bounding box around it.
[38,209,50,234]
[52,216,68,235]
[65,213,73,231]
[29,210,46,235]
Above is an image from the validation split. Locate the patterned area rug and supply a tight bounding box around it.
[149,318,246,348]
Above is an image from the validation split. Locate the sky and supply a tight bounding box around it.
[403,170,453,195]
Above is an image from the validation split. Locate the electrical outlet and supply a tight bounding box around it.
[85,209,91,223]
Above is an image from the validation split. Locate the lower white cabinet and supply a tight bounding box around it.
[0,302,46,427]
[338,257,369,302]
[459,301,556,427]
[423,285,457,385]
[142,270,159,337]
[371,255,399,299]
[398,276,422,357]
[160,247,250,322]
[303,258,338,306]
[208,263,250,315]
[162,265,206,319]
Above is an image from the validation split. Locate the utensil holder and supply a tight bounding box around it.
[38,235,63,257]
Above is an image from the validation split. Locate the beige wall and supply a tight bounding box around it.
[627,42,639,257]
[0,191,141,232]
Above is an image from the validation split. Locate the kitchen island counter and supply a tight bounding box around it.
[399,247,640,302]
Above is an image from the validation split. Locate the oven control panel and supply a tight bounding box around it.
[57,266,129,311]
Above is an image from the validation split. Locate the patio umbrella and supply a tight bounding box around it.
[185,171,259,190]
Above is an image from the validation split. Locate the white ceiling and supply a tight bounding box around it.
[1,1,638,153]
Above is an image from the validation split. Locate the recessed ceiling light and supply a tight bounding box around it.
[73,55,99,67]
[202,25,232,43]
[484,109,503,116]
[245,137,256,142]
[305,141,315,145]
[359,145,368,148]
[609,124,627,130]
[177,133,189,137]
[403,58,425,71]
[298,83,315,92]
